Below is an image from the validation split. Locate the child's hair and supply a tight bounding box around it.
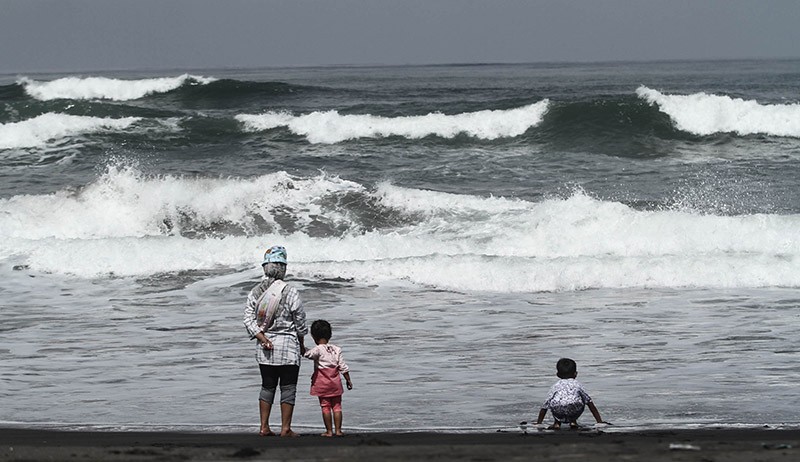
[556,358,577,379]
[310,319,332,341]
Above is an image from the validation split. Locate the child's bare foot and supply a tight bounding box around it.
[547,422,561,430]
[569,422,580,430]
[335,432,345,437]
[320,432,333,437]
[280,429,300,437]
[258,428,275,437]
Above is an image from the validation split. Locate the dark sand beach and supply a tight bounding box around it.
[1,427,797,461]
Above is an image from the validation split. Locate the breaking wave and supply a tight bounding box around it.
[2,166,800,292]
[637,86,800,137]
[235,101,550,143]
[0,113,140,149]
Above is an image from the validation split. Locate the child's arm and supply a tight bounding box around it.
[337,348,351,387]
[303,345,319,360]
[587,401,608,424]
[535,408,547,425]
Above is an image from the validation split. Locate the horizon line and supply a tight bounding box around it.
[2,56,799,77]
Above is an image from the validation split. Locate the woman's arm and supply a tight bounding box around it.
[286,286,307,355]
[242,286,262,339]
[243,284,273,349]
[286,286,308,337]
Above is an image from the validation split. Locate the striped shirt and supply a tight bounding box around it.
[243,277,308,366]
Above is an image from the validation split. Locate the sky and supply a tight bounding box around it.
[1,0,799,73]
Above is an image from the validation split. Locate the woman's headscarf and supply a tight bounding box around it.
[262,245,288,282]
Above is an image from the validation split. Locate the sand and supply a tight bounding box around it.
[1,427,798,461]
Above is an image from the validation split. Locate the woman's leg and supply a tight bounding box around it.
[258,400,273,436]
[258,365,280,436]
[277,365,301,437]
[280,402,296,436]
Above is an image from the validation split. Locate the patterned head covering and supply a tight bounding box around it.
[262,245,287,265]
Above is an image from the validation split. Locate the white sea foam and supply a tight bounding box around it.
[0,113,140,149]
[235,101,549,143]
[0,166,362,240]
[637,86,800,137]
[3,169,800,290]
[18,74,216,101]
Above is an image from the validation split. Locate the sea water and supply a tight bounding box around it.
[1,60,800,432]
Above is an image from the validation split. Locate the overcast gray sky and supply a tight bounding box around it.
[1,0,799,73]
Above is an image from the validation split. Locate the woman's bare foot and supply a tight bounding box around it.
[259,428,275,437]
[335,432,345,437]
[320,432,333,437]
[280,429,301,437]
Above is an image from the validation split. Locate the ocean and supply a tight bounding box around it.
[1,60,799,432]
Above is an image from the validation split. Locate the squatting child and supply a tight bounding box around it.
[536,358,608,429]
[303,319,353,437]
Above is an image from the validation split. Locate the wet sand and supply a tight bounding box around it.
[0,427,797,461]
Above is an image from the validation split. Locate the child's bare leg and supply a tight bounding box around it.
[333,411,344,436]
[321,410,333,437]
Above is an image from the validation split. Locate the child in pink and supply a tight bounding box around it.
[303,319,353,437]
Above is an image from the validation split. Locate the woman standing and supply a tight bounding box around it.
[243,245,307,437]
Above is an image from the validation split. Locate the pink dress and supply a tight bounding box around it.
[303,344,349,397]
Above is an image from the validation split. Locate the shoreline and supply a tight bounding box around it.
[1,427,797,461]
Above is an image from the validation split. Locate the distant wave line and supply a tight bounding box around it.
[18,74,216,101]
